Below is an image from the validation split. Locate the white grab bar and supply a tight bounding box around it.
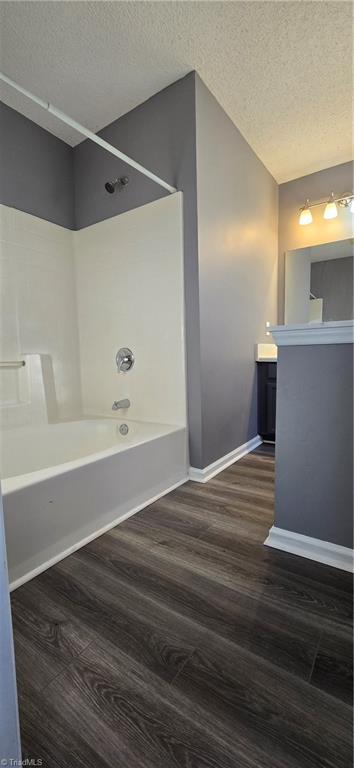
[0,361,26,369]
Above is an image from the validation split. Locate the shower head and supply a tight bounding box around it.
[105,177,129,194]
[105,180,116,194]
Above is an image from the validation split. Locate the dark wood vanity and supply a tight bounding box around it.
[257,362,277,442]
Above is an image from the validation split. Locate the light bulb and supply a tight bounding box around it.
[299,201,313,225]
[350,198,354,214]
[324,194,338,220]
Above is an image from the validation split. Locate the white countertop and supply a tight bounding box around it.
[270,319,354,346]
[255,343,277,362]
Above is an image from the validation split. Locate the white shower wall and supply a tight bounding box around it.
[0,195,186,429]
[0,205,82,425]
[74,193,186,426]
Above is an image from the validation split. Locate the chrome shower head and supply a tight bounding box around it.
[104,177,129,194]
[105,180,116,194]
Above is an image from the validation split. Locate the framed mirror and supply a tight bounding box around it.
[284,238,354,325]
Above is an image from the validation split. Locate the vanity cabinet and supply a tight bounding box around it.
[257,362,277,442]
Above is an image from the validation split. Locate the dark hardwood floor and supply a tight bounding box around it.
[11,445,353,767]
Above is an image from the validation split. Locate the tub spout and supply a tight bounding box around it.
[112,398,130,411]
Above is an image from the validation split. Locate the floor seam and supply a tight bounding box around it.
[191,523,215,542]
[39,636,97,694]
[169,647,196,687]
[307,630,323,684]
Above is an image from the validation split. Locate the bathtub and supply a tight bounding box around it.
[1,418,188,589]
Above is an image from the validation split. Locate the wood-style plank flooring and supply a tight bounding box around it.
[11,445,353,767]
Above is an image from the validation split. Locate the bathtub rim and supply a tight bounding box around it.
[1,421,186,495]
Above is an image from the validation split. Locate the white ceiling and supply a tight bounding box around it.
[0,1,352,182]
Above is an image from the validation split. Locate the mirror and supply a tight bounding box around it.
[285,239,354,324]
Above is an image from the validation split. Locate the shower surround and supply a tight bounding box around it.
[0,204,81,425]
[74,193,186,425]
[0,194,187,587]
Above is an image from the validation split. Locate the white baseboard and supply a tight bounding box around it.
[189,435,262,483]
[264,525,354,572]
[9,476,188,592]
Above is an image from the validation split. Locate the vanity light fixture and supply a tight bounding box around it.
[323,193,338,220]
[298,192,354,225]
[299,200,313,226]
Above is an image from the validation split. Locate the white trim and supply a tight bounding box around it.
[189,436,262,483]
[0,72,176,195]
[9,476,188,591]
[264,525,354,572]
[271,319,354,346]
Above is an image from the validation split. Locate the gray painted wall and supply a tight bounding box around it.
[275,344,353,548]
[73,73,196,230]
[278,161,354,322]
[195,75,278,467]
[311,256,354,321]
[0,101,75,229]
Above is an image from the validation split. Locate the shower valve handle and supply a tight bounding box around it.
[116,348,135,373]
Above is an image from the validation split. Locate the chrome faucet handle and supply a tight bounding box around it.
[112,398,130,411]
[116,348,134,373]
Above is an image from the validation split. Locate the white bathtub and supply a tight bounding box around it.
[1,418,188,588]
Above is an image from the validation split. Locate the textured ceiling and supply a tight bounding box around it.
[0,1,352,182]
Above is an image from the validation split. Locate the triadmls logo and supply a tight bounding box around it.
[1,759,43,767]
